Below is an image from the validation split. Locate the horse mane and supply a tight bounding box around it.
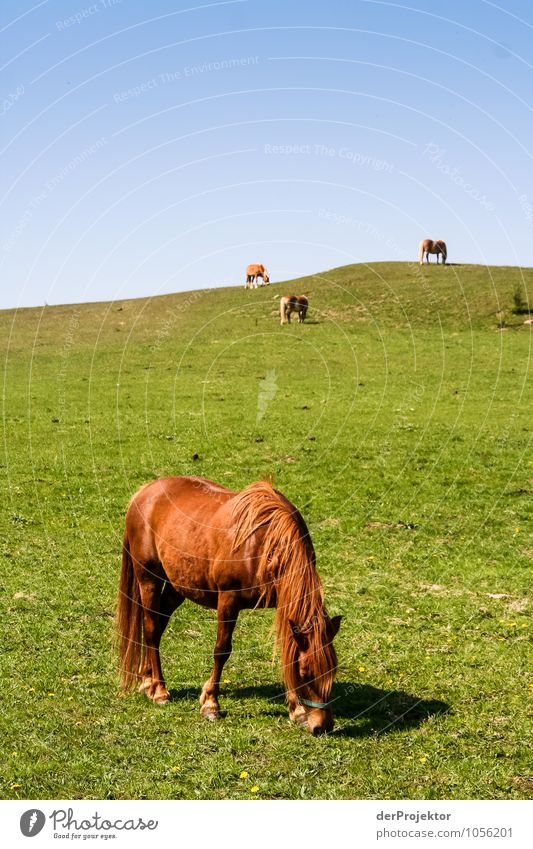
[232,481,337,702]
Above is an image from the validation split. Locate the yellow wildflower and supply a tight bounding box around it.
[251,786,259,793]
[239,770,249,779]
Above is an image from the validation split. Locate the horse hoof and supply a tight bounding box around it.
[289,704,308,725]
[200,705,220,721]
[153,695,170,705]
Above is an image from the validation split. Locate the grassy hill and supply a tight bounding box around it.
[1,262,532,800]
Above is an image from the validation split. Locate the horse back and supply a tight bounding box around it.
[246,263,265,275]
[124,476,266,607]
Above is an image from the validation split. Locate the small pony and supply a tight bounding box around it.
[245,264,269,288]
[280,295,309,324]
[117,476,341,735]
[419,239,447,264]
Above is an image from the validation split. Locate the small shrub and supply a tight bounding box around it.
[512,283,530,314]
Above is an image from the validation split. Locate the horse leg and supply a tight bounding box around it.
[138,573,183,704]
[138,580,184,697]
[287,690,307,726]
[200,595,239,720]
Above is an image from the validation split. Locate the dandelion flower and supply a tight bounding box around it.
[358,666,366,673]
[419,756,428,764]
[47,692,55,697]
[251,786,259,793]
[239,770,249,779]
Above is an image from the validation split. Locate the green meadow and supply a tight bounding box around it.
[1,261,531,800]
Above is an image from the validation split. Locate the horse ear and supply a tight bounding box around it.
[288,619,308,650]
[329,615,342,638]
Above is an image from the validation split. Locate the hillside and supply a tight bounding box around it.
[1,261,532,800]
[2,261,532,345]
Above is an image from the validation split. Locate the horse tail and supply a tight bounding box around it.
[115,531,144,690]
[419,239,425,265]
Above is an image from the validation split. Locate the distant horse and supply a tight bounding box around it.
[419,239,447,264]
[245,263,269,288]
[280,295,309,324]
[117,477,341,735]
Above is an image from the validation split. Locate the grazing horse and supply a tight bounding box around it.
[419,239,447,264]
[245,263,269,288]
[280,295,309,324]
[117,476,341,735]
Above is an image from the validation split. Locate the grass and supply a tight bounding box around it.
[1,261,532,800]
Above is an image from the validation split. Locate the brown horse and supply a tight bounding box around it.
[116,476,341,735]
[280,295,309,324]
[419,239,447,264]
[245,263,269,288]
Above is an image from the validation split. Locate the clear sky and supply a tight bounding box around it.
[2,0,533,308]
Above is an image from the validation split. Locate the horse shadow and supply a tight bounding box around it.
[168,682,449,737]
[327,681,449,738]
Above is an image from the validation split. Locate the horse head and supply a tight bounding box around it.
[288,614,342,735]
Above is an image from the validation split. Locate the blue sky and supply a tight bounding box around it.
[2,0,533,308]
